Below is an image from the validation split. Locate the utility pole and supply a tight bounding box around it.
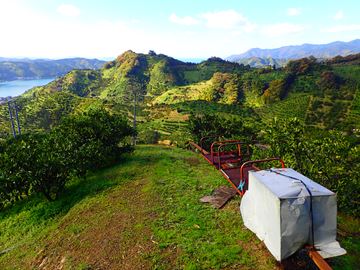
[6,99,21,138]
[127,75,145,147]
[133,92,137,146]
[7,101,16,138]
[14,101,21,135]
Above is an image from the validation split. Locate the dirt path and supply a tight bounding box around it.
[31,179,157,270]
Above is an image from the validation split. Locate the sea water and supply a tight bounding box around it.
[0,78,54,98]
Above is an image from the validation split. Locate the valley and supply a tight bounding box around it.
[1,50,359,141]
[1,1,360,269]
[0,49,359,270]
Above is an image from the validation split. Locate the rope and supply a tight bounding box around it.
[268,169,315,248]
[237,180,245,191]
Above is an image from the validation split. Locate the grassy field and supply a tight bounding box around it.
[0,145,358,269]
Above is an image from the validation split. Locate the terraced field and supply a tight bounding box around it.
[255,93,311,124]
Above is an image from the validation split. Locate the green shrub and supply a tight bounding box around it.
[0,109,134,207]
[0,134,43,205]
[256,118,360,216]
[188,113,255,149]
[285,57,317,75]
[138,129,161,144]
[202,73,243,104]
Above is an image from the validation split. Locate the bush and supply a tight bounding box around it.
[138,129,161,144]
[0,109,134,207]
[0,134,43,204]
[285,57,317,75]
[202,73,243,104]
[188,113,255,149]
[256,118,360,216]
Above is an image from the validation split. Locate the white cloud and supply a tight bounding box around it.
[333,10,344,20]
[200,10,254,30]
[169,13,199,26]
[242,23,257,33]
[2,3,340,60]
[0,2,244,59]
[262,23,305,37]
[0,2,145,58]
[57,4,80,17]
[287,8,301,16]
[169,10,256,33]
[324,24,360,32]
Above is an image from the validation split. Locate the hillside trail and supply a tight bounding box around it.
[31,178,157,270]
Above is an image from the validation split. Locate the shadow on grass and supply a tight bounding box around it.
[0,149,162,227]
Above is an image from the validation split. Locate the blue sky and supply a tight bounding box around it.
[0,0,359,59]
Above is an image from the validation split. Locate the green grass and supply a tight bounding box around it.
[0,145,358,269]
[153,81,211,105]
[146,147,270,269]
[0,159,134,268]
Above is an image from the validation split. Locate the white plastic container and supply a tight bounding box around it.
[240,168,346,261]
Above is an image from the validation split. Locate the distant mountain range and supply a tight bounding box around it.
[0,58,105,81]
[227,39,360,67]
[1,39,360,80]
[232,57,288,68]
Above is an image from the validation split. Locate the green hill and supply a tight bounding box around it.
[0,52,359,141]
[0,50,359,267]
[231,57,288,68]
[153,57,360,133]
[0,51,251,137]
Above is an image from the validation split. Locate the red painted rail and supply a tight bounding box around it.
[189,137,333,270]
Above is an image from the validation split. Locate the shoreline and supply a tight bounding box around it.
[0,78,55,98]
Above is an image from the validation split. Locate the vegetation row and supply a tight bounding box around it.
[0,109,133,208]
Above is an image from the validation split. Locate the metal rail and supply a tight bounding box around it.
[200,135,221,153]
[189,140,333,269]
[238,158,285,195]
[210,140,243,165]
[216,141,251,169]
[188,141,209,155]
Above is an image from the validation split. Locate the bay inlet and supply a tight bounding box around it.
[0,78,55,98]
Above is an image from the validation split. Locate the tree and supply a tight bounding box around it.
[188,113,254,145]
[263,79,285,103]
[256,118,360,216]
[0,109,134,206]
[202,73,243,104]
[285,57,317,75]
[317,71,342,96]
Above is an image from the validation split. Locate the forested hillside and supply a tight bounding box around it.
[2,50,359,212]
[0,58,105,81]
[0,51,251,135]
[0,51,359,269]
[1,51,359,139]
